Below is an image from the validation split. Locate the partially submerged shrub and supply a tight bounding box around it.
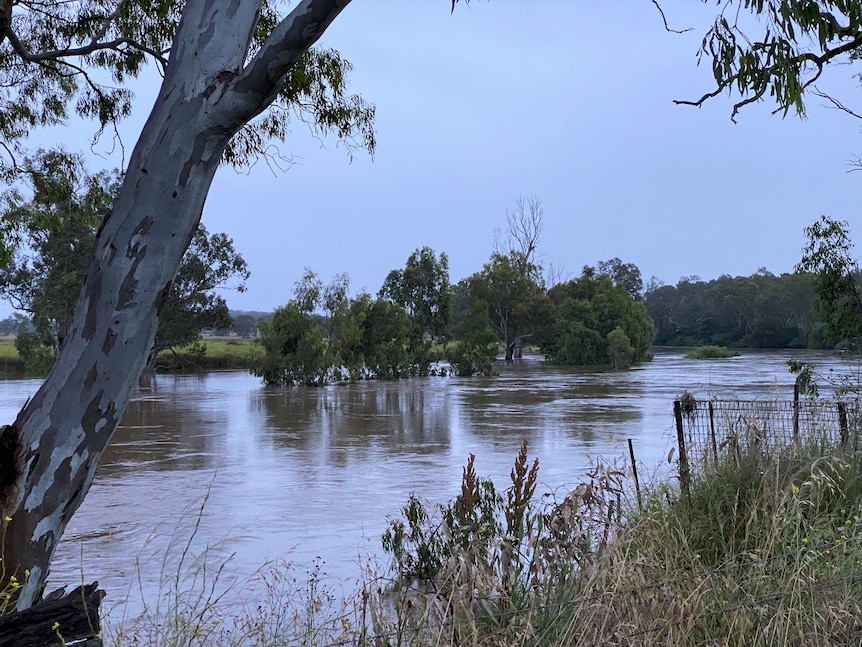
[685,345,740,360]
[379,441,626,644]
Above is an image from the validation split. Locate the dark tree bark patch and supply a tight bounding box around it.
[0,582,104,646]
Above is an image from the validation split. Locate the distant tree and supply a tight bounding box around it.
[0,313,33,336]
[493,194,544,265]
[232,314,258,338]
[544,268,654,366]
[0,150,249,373]
[322,272,351,342]
[294,267,324,315]
[467,252,552,361]
[362,298,412,380]
[447,299,499,376]
[148,224,249,370]
[380,247,451,374]
[254,301,326,386]
[597,258,644,300]
[797,215,862,351]
[0,150,118,356]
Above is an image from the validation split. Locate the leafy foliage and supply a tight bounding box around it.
[0,149,249,370]
[0,2,375,174]
[465,251,552,361]
[379,247,452,375]
[447,299,499,377]
[797,215,862,351]
[151,224,249,367]
[0,149,118,352]
[544,264,655,367]
[645,270,823,348]
[254,302,326,386]
[681,1,862,120]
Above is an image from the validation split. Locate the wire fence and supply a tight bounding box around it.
[672,395,862,494]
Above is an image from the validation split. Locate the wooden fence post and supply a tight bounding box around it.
[674,400,691,501]
[628,438,642,512]
[793,383,800,441]
[708,401,717,465]
[838,402,849,450]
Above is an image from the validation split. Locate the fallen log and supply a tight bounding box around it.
[0,582,104,647]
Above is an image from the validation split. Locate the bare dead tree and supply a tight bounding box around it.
[493,193,545,266]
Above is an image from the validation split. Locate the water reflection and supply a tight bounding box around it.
[253,380,453,463]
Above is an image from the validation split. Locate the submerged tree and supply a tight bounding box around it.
[379,247,451,374]
[544,267,655,367]
[466,251,552,362]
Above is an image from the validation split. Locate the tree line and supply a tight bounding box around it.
[254,196,656,385]
[6,156,859,386]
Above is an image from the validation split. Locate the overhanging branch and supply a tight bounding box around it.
[5,28,169,69]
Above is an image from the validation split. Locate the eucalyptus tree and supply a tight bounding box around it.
[379,247,452,374]
[467,251,553,362]
[0,0,376,608]
[798,216,862,352]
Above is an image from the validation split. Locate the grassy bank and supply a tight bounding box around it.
[104,429,862,646]
[155,338,263,371]
[0,337,264,377]
[0,338,26,378]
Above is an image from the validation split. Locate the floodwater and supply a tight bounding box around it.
[0,348,849,618]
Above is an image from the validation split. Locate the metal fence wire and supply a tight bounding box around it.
[673,396,862,494]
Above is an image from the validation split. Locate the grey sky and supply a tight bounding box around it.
[17,2,862,314]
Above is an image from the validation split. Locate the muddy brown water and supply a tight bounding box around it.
[0,348,849,620]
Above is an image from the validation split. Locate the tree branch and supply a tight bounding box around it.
[651,0,692,34]
[6,27,168,69]
[229,0,352,121]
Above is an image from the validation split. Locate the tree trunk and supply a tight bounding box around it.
[0,582,104,646]
[0,0,352,609]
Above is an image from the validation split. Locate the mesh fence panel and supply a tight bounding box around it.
[676,398,862,470]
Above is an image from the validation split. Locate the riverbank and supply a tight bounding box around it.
[0,337,264,378]
[103,432,862,646]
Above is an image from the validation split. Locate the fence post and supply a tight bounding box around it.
[628,438,642,512]
[708,401,717,466]
[838,402,849,450]
[674,400,691,501]
[793,383,799,441]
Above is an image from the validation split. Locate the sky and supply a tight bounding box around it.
[15,1,862,313]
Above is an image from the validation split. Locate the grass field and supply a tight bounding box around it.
[0,337,26,377]
[155,337,263,371]
[0,337,263,378]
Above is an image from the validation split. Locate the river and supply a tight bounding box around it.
[0,347,850,622]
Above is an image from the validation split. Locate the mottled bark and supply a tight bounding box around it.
[1,0,351,609]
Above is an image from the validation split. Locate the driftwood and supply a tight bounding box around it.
[0,582,104,647]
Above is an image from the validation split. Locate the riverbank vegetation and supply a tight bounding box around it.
[103,431,862,647]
